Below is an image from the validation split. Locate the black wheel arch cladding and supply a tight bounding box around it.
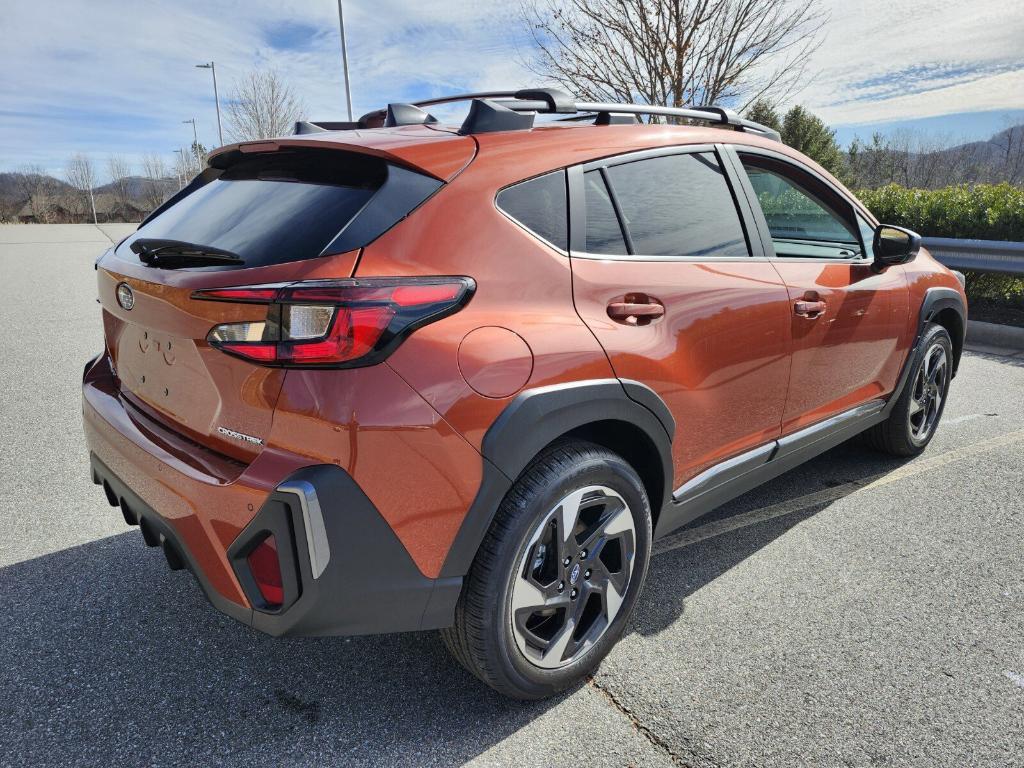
[439,378,673,579]
[918,286,965,375]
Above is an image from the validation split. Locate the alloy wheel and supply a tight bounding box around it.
[909,343,948,442]
[509,485,636,669]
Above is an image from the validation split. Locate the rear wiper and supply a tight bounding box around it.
[129,238,244,267]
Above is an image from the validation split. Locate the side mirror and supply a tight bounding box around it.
[871,224,921,272]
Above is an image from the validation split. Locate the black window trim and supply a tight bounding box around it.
[493,169,570,255]
[567,143,765,261]
[595,167,634,254]
[722,144,877,264]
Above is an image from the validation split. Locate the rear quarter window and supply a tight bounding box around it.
[496,171,568,251]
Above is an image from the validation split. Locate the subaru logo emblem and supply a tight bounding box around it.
[569,562,581,585]
[116,282,134,311]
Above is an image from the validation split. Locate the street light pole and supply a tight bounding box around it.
[195,62,223,145]
[336,0,353,121]
[175,149,187,188]
[182,118,200,171]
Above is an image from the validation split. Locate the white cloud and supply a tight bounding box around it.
[1,0,1021,176]
[798,0,1024,126]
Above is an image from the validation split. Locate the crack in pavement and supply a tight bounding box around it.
[588,676,700,767]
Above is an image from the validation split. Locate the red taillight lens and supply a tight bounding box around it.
[246,535,283,607]
[194,276,475,368]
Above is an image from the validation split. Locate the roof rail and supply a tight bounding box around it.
[299,88,782,141]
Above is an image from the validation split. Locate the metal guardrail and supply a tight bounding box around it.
[923,237,1024,276]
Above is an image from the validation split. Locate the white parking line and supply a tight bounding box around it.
[1005,671,1024,689]
[944,413,987,425]
[653,428,1024,555]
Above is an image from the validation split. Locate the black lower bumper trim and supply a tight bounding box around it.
[89,454,463,638]
[90,453,253,627]
[241,463,463,637]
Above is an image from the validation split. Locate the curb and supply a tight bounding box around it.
[966,320,1024,353]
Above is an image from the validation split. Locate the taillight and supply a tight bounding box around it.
[246,534,283,608]
[193,276,475,368]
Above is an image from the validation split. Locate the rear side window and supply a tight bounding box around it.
[119,149,439,269]
[605,152,749,258]
[496,171,568,250]
[583,170,628,254]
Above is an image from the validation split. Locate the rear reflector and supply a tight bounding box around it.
[194,276,475,368]
[246,535,284,607]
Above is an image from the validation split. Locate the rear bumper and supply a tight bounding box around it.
[83,354,462,637]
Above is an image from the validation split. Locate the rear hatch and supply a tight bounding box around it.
[96,143,456,462]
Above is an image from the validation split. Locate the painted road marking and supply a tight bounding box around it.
[654,428,1024,555]
[1005,671,1024,689]
[942,415,983,428]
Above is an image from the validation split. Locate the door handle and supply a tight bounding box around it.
[608,301,665,325]
[794,300,827,318]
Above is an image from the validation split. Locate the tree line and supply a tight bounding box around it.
[5,0,1023,224]
[746,100,1024,190]
[2,70,306,224]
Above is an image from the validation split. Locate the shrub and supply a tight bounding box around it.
[855,184,1024,324]
[855,183,1024,241]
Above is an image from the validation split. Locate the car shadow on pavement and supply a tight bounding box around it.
[0,534,561,766]
[0,441,910,766]
[631,440,913,638]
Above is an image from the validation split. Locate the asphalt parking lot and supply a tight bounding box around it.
[1,223,1022,767]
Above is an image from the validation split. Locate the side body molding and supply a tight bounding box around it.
[439,379,674,578]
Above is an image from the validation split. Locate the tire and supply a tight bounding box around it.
[863,322,953,457]
[441,440,653,699]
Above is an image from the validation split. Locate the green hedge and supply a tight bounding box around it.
[855,183,1024,241]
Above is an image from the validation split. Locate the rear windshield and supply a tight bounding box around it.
[118,149,435,269]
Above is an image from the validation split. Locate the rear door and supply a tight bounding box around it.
[728,149,910,433]
[567,145,793,489]
[97,147,439,461]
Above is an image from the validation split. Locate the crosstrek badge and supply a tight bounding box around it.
[216,426,264,446]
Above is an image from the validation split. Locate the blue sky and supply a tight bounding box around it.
[2,0,1023,178]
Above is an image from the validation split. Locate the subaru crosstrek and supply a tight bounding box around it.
[82,89,967,699]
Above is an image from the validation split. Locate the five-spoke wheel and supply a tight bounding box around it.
[909,343,948,442]
[441,440,651,699]
[863,322,954,457]
[510,485,636,669]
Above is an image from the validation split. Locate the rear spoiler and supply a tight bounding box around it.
[294,121,359,134]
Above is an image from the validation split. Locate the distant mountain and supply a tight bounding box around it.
[934,125,1023,166]
[95,175,177,199]
[0,172,177,222]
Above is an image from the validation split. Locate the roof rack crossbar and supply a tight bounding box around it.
[300,88,782,141]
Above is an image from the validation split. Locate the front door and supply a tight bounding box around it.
[568,146,793,491]
[732,150,910,433]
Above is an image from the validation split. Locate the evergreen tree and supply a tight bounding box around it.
[779,105,846,180]
[745,99,782,135]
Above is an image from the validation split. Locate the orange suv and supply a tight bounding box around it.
[82,89,967,699]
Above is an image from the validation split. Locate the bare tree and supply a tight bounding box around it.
[107,155,133,215]
[520,0,826,114]
[992,122,1024,186]
[65,154,98,223]
[173,145,204,185]
[14,164,59,222]
[225,70,306,141]
[845,129,995,190]
[141,154,170,211]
